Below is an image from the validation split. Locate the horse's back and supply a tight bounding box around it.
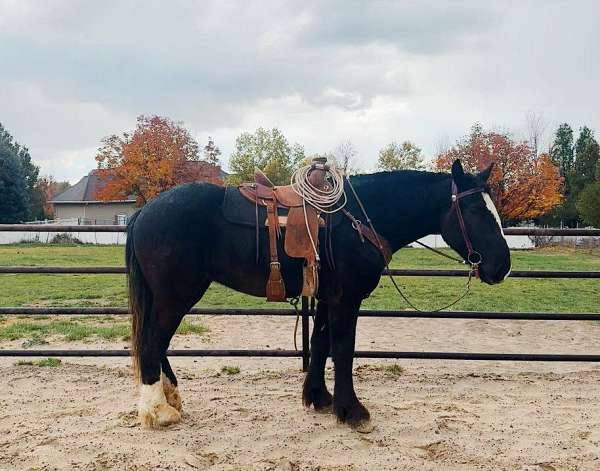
[130,183,226,287]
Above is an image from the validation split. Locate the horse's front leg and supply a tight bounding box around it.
[329,299,372,432]
[303,301,333,411]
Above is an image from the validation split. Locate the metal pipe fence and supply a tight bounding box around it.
[2,224,600,236]
[0,224,599,368]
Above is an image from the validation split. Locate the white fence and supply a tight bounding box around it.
[2,219,535,248]
[2,220,598,249]
[410,233,534,249]
[0,219,127,245]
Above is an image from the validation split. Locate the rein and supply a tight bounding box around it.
[345,176,485,312]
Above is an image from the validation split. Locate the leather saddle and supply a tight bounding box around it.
[238,159,330,302]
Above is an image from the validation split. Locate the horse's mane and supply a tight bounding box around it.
[348,169,450,189]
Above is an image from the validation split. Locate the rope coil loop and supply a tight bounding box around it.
[290,162,347,214]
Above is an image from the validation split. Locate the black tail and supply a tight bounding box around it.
[126,211,152,381]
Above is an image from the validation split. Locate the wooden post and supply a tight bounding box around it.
[301,296,310,372]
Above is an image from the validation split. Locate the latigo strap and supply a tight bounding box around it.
[265,199,286,302]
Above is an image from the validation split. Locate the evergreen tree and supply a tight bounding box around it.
[573,126,600,192]
[550,123,574,179]
[0,143,28,223]
[0,123,32,222]
[577,182,600,227]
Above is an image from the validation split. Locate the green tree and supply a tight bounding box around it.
[572,126,600,192]
[0,146,28,223]
[550,123,574,180]
[228,128,305,185]
[542,125,600,227]
[377,141,424,171]
[577,182,600,227]
[0,123,32,222]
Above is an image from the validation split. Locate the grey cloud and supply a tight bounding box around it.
[0,1,599,181]
[296,1,501,54]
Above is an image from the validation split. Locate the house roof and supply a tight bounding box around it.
[50,170,136,204]
[183,160,229,179]
[51,163,228,204]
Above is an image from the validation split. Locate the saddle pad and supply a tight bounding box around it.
[223,186,285,228]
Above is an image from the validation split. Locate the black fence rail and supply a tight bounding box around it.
[0,224,599,369]
[2,266,600,278]
[2,307,600,321]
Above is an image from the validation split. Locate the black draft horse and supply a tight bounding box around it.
[127,160,511,429]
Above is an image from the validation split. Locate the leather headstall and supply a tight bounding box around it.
[449,181,485,275]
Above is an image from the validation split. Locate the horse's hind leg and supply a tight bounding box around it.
[302,301,333,411]
[137,278,211,428]
[137,298,186,428]
[161,356,182,412]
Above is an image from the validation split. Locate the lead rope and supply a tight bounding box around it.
[290,296,315,351]
[345,176,479,313]
[290,297,300,351]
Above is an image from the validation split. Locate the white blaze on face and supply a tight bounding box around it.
[482,192,511,280]
[482,193,503,235]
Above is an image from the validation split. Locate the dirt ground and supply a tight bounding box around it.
[2,315,600,470]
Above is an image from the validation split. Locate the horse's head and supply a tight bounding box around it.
[440,160,511,285]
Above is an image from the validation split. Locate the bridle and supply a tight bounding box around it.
[448,181,485,277]
[345,176,488,312]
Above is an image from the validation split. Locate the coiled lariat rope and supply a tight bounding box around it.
[290,164,347,214]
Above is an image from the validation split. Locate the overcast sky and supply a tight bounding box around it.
[1,0,599,182]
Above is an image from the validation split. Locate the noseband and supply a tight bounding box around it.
[450,181,485,275]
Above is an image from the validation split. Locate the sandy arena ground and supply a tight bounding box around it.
[2,315,600,470]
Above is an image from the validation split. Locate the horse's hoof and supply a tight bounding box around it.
[165,388,182,412]
[351,419,375,434]
[312,389,333,413]
[162,377,182,412]
[303,385,333,412]
[139,403,181,429]
[314,402,333,414]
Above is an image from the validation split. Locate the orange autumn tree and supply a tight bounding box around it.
[95,115,214,205]
[34,176,69,218]
[435,124,563,221]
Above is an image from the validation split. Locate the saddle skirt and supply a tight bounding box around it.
[237,182,322,301]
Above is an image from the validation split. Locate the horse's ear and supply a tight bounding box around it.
[451,159,465,181]
[479,163,494,182]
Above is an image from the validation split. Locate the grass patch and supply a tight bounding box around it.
[176,322,209,336]
[0,317,208,343]
[383,364,404,377]
[221,365,241,375]
[16,357,61,367]
[0,244,598,313]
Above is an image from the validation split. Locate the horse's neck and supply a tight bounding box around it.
[350,172,451,252]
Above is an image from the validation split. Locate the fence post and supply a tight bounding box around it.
[301,296,310,372]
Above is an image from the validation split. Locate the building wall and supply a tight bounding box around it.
[53,202,137,223]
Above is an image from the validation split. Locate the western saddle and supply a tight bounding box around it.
[238,158,330,302]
